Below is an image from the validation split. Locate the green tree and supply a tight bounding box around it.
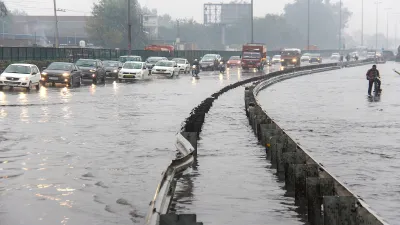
[86,0,146,48]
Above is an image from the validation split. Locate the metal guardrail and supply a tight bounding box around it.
[145,59,375,225]
[246,59,388,225]
[0,47,362,62]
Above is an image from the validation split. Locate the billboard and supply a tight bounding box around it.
[204,3,251,25]
[143,15,158,27]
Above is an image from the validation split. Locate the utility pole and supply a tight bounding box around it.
[53,0,59,48]
[250,0,253,43]
[361,0,364,46]
[385,8,391,49]
[375,1,382,55]
[128,0,132,55]
[339,0,342,51]
[307,0,310,50]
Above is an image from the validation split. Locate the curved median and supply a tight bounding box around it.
[145,59,375,225]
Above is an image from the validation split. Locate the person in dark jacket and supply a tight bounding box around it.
[192,59,200,75]
[366,65,382,96]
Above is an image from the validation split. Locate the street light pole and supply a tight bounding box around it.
[128,0,132,55]
[361,0,364,46]
[53,0,59,48]
[307,0,310,50]
[250,0,254,43]
[339,0,342,51]
[375,1,381,55]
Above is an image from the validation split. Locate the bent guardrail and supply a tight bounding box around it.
[245,61,387,225]
[145,58,374,225]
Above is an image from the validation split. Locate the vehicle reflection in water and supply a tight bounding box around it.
[20,107,29,123]
[112,81,118,94]
[18,92,27,104]
[39,86,48,101]
[219,73,224,85]
[237,69,241,80]
[0,108,7,118]
[90,84,96,95]
[62,106,71,119]
[191,77,198,85]
[0,91,7,104]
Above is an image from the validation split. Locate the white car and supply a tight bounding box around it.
[271,55,281,64]
[367,52,376,59]
[330,53,340,60]
[151,60,179,78]
[117,61,150,82]
[300,53,311,62]
[172,58,190,74]
[0,63,41,91]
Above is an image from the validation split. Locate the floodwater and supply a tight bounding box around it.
[258,62,400,224]
[0,67,273,225]
[173,87,304,225]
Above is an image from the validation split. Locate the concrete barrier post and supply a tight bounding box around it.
[306,178,335,225]
[283,150,307,192]
[181,132,198,156]
[268,136,277,161]
[248,103,255,126]
[294,164,319,204]
[276,134,289,174]
[323,196,357,225]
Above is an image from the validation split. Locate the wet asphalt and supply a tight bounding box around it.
[258,61,400,224]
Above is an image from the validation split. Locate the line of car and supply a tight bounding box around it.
[0,56,196,91]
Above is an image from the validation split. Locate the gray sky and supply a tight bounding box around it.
[4,0,400,38]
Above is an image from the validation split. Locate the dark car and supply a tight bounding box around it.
[309,53,322,63]
[75,59,106,84]
[145,57,168,70]
[41,62,82,87]
[199,54,221,71]
[382,50,395,61]
[103,60,122,79]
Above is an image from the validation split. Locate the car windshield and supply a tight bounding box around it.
[281,51,299,56]
[229,56,240,60]
[4,65,31,74]
[47,62,72,71]
[243,52,261,59]
[310,54,320,57]
[119,56,140,63]
[273,55,281,59]
[201,55,216,61]
[103,61,119,67]
[76,60,96,67]
[155,61,174,67]
[123,63,142,69]
[147,58,163,63]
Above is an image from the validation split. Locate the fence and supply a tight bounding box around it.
[0,47,358,62]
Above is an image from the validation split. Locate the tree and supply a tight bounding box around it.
[86,0,147,48]
[0,1,7,17]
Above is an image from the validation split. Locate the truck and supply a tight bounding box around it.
[241,43,267,71]
[280,48,301,67]
[144,44,175,56]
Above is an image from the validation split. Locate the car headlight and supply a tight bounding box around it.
[63,73,70,77]
[292,58,297,62]
[113,70,118,73]
[89,69,96,72]
[281,59,284,61]
[41,72,47,76]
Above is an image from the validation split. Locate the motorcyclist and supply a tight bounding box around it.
[366,65,382,96]
[192,59,200,76]
[219,58,226,72]
[346,54,351,62]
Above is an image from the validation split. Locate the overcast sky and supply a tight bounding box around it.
[4,0,400,37]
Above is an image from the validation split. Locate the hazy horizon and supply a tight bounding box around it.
[3,0,400,38]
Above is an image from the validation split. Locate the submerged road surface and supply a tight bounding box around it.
[173,87,304,225]
[258,62,400,224]
[0,66,281,225]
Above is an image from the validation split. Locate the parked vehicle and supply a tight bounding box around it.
[241,43,267,71]
[103,60,122,79]
[119,55,142,63]
[117,61,150,82]
[151,60,179,78]
[280,48,301,67]
[0,63,41,91]
[171,58,190,74]
[309,53,322,63]
[41,62,82,87]
[199,54,221,71]
[271,55,281,64]
[75,59,106,85]
[146,57,168,70]
[226,56,241,67]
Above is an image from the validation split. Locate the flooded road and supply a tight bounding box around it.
[0,68,273,225]
[173,87,304,225]
[258,62,400,224]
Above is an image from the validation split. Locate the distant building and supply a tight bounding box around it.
[0,16,90,47]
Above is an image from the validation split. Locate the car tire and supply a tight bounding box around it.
[69,77,74,88]
[101,75,106,84]
[35,82,40,91]
[26,81,33,91]
[93,78,97,85]
[77,77,82,87]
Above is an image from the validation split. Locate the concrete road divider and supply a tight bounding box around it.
[145,58,375,225]
[245,61,388,225]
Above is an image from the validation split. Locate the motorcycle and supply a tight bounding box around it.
[373,77,382,96]
[219,62,226,73]
[192,65,200,78]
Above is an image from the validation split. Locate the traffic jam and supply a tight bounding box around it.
[0,44,336,91]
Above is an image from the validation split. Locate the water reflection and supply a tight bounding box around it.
[39,106,50,123]
[0,108,7,118]
[62,106,71,119]
[191,77,198,85]
[90,84,96,95]
[112,81,118,94]
[39,86,48,101]
[0,91,7,104]
[20,108,29,123]
[18,92,27,104]
[60,87,71,103]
